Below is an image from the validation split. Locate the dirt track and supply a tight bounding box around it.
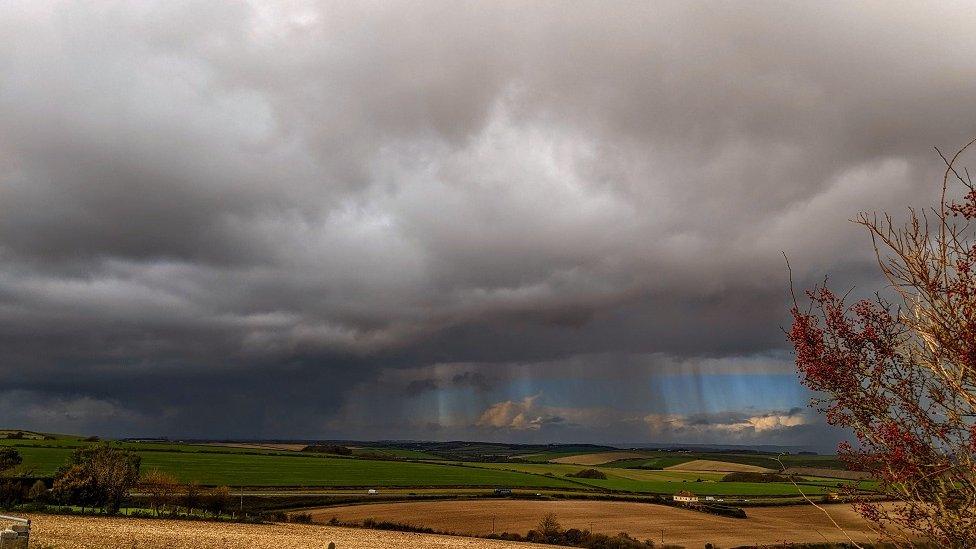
[24,514,556,549]
[309,499,883,547]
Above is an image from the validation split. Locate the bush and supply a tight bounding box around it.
[28,480,48,502]
[700,504,747,519]
[721,472,806,483]
[0,448,22,474]
[566,468,607,479]
[140,469,179,516]
[538,512,562,537]
[52,443,141,513]
[0,480,26,507]
[204,486,232,517]
[488,527,662,548]
[290,512,313,523]
[302,445,352,456]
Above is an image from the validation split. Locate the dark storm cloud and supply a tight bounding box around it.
[0,1,974,440]
[404,371,495,396]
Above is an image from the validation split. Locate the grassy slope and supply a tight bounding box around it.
[602,455,695,469]
[136,453,583,487]
[350,447,444,460]
[3,435,849,494]
[464,461,850,496]
[12,446,582,489]
[2,438,296,455]
[514,451,590,463]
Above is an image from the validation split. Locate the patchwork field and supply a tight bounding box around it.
[10,446,853,497]
[517,448,848,471]
[309,499,883,547]
[665,459,773,473]
[3,435,861,498]
[23,514,556,549]
[464,461,842,496]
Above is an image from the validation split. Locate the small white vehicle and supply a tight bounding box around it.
[367,488,378,494]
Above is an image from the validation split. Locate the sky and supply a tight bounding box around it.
[1,1,975,452]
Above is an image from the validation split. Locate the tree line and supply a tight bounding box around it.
[0,443,234,517]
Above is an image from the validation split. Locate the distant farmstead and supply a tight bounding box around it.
[673,490,698,503]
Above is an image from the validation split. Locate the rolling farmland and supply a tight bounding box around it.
[308,499,885,547]
[1,432,883,548]
[462,461,846,496]
[3,434,863,497]
[664,459,773,473]
[12,446,579,489]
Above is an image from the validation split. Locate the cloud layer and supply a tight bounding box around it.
[0,1,974,447]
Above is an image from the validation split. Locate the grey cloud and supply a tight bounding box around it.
[405,378,439,396]
[450,372,494,392]
[0,1,973,440]
[400,370,495,397]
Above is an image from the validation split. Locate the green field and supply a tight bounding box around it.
[462,461,850,496]
[2,432,857,497]
[2,437,301,456]
[465,461,722,481]
[12,446,581,489]
[350,447,444,460]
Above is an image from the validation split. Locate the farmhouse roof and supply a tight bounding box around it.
[674,490,696,497]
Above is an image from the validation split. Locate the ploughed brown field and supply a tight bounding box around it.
[310,500,882,547]
[24,514,556,549]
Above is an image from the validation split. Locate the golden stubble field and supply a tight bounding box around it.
[310,500,883,548]
[24,514,557,549]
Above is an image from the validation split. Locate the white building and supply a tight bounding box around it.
[672,490,698,503]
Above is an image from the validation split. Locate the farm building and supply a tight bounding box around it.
[672,490,698,503]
